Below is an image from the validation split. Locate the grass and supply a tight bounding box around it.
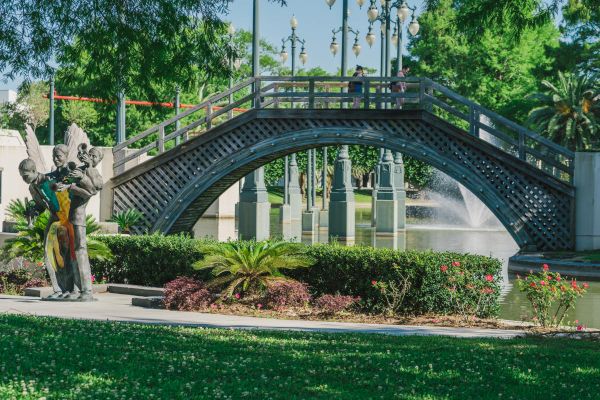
[268,187,373,206]
[1,315,599,399]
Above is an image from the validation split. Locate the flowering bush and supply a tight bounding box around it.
[163,277,212,311]
[264,280,311,309]
[516,264,588,327]
[314,294,360,315]
[0,268,48,295]
[370,268,411,317]
[438,261,500,321]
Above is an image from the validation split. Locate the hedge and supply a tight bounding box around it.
[92,235,502,317]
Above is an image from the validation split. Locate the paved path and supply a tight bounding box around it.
[0,293,524,339]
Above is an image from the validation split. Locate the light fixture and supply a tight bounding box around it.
[279,46,289,64]
[367,2,379,22]
[227,23,235,36]
[408,15,419,36]
[398,2,410,22]
[356,0,366,7]
[352,37,361,57]
[325,0,336,8]
[299,47,308,65]
[329,35,339,56]
[290,15,298,29]
[391,26,398,46]
[365,25,376,47]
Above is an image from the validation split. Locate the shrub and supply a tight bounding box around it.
[516,264,588,327]
[163,277,212,311]
[292,244,502,317]
[93,234,210,286]
[193,240,312,297]
[0,268,48,295]
[264,280,311,309]
[22,278,48,289]
[314,294,359,315]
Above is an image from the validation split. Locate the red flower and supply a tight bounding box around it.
[37,261,44,267]
[371,280,378,286]
[543,264,550,271]
[571,280,578,289]
[555,275,561,282]
[583,283,590,289]
[91,275,96,283]
[481,287,494,294]
[547,276,552,281]
[234,293,241,299]
[540,280,546,286]
[485,275,494,282]
[452,261,461,267]
[440,265,448,273]
[530,282,537,288]
[577,325,584,332]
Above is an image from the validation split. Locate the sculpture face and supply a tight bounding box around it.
[88,149,103,168]
[19,165,38,184]
[53,148,68,168]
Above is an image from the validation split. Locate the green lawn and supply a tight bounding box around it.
[1,315,598,399]
[268,187,373,206]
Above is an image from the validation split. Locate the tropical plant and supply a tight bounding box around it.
[527,72,599,150]
[193,240,312,298]
[1,211,113,264]
[110,209,144,234]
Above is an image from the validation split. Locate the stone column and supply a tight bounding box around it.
[575,152,600,250]
[375,149,398,233]
[319,147,329,228]
[329,145,355,239]
[288,154,302,221]
[238,167,270,240]
[279,155,291,223]
[302,149,319,232]
[371,148,384,227]
[394,152,406,230]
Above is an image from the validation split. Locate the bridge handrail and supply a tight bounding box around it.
[113,75,574,182]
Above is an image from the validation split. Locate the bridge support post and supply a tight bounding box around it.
[329,145,355,240]
[575,152,600,251]
[302,149,319,232]
[238,168,270,241]
[288,154,302,221]
[319,147,329,228]
[375,149,398,233]
[371,148,384,227]
[394,152,406,230]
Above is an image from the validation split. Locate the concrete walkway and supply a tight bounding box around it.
[0,293,524,339]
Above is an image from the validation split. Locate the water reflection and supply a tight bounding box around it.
[192,207,600,328]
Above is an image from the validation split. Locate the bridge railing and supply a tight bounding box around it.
[112,76,574,183]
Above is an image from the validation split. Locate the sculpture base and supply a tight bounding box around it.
[302,208,319,233]
[319,210,329,228]
[279,204,291,224]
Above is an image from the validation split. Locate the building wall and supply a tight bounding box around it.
[0,90,17,104]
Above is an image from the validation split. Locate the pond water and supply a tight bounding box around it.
[193,208,600,328]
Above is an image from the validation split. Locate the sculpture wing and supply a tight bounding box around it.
[64,123,91,163]
[24,124,48,173]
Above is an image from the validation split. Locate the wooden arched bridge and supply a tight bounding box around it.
[110,76,575,251]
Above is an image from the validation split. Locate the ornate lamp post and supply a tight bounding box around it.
[279,16,308,220]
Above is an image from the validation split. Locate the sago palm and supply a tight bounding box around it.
[193,240,312,297]
[527,72,599,150]
[110,209,144,234]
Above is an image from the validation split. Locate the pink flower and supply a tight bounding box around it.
[547,276,552,281]
[577,325,584,332]
[371,280,378,286]
[257,303,263,310]
[575,320,579,324]
[543,264,550,271]
[234,293,241,299]
[210,304,217,309]
[540,280,546,286]
[440,265,448,273]
[91,275,96,283]
[485,275,494,282]
[583,283,590,289]
[556,275,561,282]
[452,261,461,267]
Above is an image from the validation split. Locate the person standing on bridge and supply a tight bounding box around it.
[393,65,410,110]
[349,65,365,109]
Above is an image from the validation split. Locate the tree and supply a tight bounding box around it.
[527,72,599,150]
[7,81,50,132]
[60,101,99,131]
[560,0,599,76]
[0,0,286,98]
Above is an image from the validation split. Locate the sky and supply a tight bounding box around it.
[0,0,425,91]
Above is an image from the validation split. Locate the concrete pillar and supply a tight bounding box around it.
[302,149,318,232]
[394,152,406,230]
[238,167,270,241]
[375,149,398,234]
[319,147,329,228]
[329,145,355,239]
[288,154,302,220]
[575,152,600,250]
[371,148,384,227]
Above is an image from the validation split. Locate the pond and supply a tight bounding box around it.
[193,207,600,329]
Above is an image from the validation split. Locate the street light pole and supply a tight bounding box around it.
[49,75,55,145]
